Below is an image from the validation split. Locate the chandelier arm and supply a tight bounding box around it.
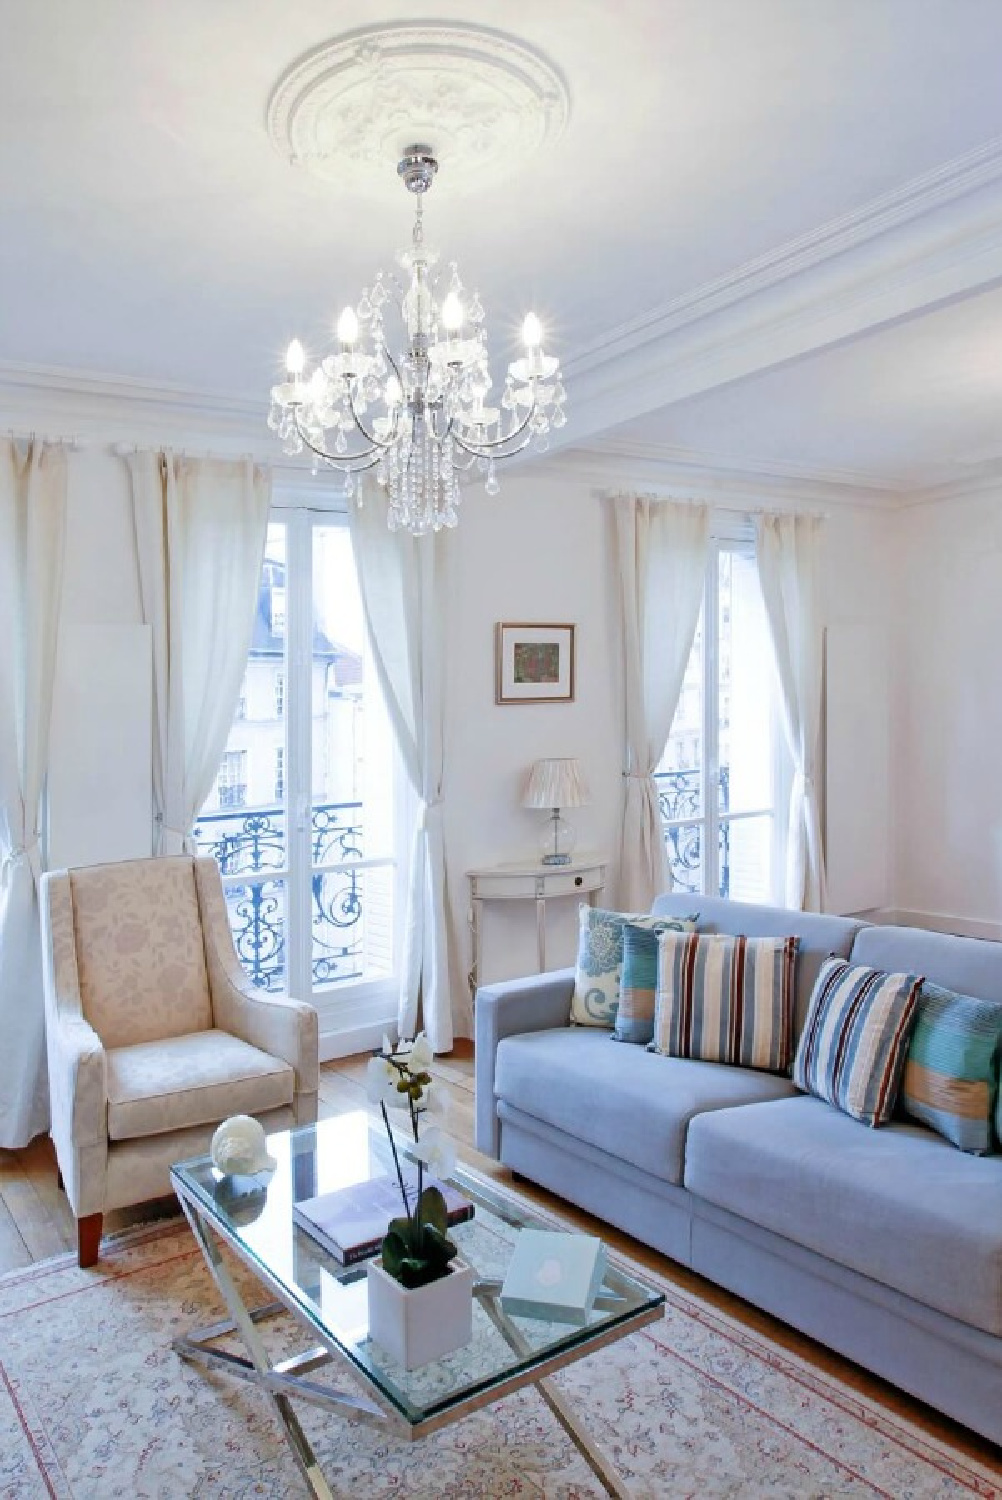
[343,382,401,452]
[450,392,539,458]
[292,409,383,472]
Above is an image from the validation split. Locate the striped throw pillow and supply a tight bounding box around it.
[571,907,697,1028]
[651,932,799,1073]
[793,957,922,1127]
[899,982,1002,1154]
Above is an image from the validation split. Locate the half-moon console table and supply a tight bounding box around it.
[466,854,607,998]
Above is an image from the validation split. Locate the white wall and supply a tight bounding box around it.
[440,477,898,1025]
[891,487,1002,935]
[443,473,625,1009]
[822,504,896,916]
[9,426,901,1037]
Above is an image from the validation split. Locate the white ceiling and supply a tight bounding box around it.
[3,0,1002,494]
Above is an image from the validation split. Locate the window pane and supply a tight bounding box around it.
[225,878,287,992]
[666,821,703,895]
[196,521,288,986]
[311,865,395,988]
[311,524,396,990]
[662,604,704,800]
[721,815,774,903]
[718,549,773,817]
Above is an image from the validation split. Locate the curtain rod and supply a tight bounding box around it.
[598,488,830,520]
[6,427,82,451]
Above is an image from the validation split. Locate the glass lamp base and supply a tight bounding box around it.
[539,810,575,866]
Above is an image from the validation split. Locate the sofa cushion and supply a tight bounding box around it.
[70,856,213,1048]
[851,924,1002,1006]
[494,1027,796,1186]
[651,893,863,1037]
[106,1030,294,1141]
[652,932,799,1073]
[571,907,696,1028]
[793,957,921,1126]
[899,981,1002,1154]
[684,1094,1002,1336]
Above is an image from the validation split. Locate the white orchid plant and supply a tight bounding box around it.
[366,1033,459,1289]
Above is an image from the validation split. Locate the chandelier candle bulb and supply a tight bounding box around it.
[268,145,566,536]
[336,307,358,348]
[285,339,305,377]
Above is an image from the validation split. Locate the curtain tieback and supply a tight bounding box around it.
[623,771,655,781]
[1,836,42,883]
[155,814,191,841]
[418,798,443,830]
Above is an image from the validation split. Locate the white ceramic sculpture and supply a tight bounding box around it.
[210,1114,278,1177]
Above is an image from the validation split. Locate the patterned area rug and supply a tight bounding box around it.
[0,1216,999,1499]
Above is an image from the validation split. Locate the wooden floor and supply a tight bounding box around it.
[3,1041,1001,1474]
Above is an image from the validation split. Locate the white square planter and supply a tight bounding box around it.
[367,1256,475,1370]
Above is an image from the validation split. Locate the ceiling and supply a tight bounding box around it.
[3,0,1002,497]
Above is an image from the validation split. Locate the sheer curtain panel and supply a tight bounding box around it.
[127,452,270,854]
[349,484,456,1052]
[613,495,709,909]
[755,511,827,912]
[0,439,68,1146]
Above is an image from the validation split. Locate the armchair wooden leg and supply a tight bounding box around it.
[56,1167,63,1192]
[77,1213,103,1268]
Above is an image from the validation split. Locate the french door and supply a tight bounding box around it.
[196,509,401,1030]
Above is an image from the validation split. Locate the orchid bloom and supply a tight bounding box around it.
[365,1055,404,1110]
[410,1124,457,1181]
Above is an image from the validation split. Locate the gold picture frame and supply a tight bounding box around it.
[495,622,575,705]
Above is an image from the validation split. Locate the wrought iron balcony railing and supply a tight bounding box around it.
[193,800,367,993]
[653,766,731,898]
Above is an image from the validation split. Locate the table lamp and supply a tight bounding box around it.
[522,757,590,866]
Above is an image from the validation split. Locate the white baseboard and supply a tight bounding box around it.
[318,1017,395,1063]
[848,906,1002,943]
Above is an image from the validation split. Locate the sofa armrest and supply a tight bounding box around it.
[475,968,574,1159]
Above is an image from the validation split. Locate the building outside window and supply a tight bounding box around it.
[194,514,401,1040]
[657,541,786,902]
[217,750,248,810]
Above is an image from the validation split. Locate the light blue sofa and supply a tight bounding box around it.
[475,894,1002,1445]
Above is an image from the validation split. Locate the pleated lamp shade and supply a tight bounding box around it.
[522,758,590,810]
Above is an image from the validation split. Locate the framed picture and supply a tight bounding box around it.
[495,622,575,705]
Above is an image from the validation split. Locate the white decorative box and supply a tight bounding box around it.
[500,1230,607,1326]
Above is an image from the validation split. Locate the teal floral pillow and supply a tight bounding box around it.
[570,906,698,1028]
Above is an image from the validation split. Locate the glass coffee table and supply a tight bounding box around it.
[171,1113,664,1498]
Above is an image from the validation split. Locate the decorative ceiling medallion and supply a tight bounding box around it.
[266,22,569,191]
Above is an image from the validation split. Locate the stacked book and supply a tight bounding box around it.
[294,1172,474,1265]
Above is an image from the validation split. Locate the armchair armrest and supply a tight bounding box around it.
[475,967,574,1159]
[194,858,319,1106]
[40,871,108,1156]
[210,963,320,1098]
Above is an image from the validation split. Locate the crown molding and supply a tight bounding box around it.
[566,135,1002,376]
[0,360,287,457]
[559,140,1002,452]
[897,459,1002,508]
[523,441,906,511]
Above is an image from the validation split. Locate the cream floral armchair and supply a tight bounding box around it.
[41,855,318,1266]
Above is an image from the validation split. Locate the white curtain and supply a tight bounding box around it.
[755,511,827,912]
[127,452,270,854]
[0,440,68,1146]
[613,495,710,910]
[349,485,454,1052]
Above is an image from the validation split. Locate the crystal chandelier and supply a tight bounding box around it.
[268,147,566,535]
